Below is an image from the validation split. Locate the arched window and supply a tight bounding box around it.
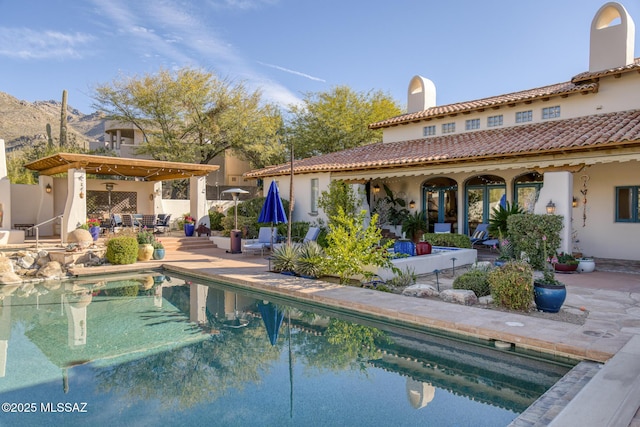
[514,172,543,213]
[465,175,506,234]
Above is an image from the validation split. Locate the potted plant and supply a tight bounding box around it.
[137,229,155,261]
[554,252,579,272]
[577,256,596,273]
[533,235,567,313]
[402,210,427,244]
[152,240,165,260]
[182,214,196,236]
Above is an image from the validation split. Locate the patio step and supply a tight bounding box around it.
[158,236,216,252]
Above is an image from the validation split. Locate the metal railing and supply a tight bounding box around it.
[26,214,64,250]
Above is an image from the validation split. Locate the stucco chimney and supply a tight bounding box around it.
[407,76,436,113]
[589,2,635,72]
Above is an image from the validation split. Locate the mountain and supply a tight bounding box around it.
[0,91,104,152]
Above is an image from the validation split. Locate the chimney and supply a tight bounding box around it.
[407,76,436,113]
[589,2,635,72]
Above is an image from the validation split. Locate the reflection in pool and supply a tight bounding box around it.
[0,272,574,426]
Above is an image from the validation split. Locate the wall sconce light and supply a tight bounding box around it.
[572,197,578,208]
[45,183,52,194]
[149,193,154,201]
[79,191,84,199]
[373,184,380,194]
[409,200,416,209]
[546,200,556,215]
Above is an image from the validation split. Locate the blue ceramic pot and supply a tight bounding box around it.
[89,225,100,241]
[533,282,567,313]
[153,248,165,260]
[394,240,415,257]
[184,223,195,237]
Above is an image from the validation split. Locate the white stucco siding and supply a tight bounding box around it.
[573,162,640,260]
[382,73,640,144]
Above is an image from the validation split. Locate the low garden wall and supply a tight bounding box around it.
[375,247,477,281]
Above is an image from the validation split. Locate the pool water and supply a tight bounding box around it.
[0,272,573,426]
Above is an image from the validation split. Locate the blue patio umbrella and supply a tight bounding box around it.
[258,180,288,249]
[257,301,284,346]
[499,194,507,208]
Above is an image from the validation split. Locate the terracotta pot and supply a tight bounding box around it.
[416,241,432,255]
[137,244,154,261]
[554,263,578,273]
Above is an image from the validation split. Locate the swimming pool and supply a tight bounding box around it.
[0,272,573,426]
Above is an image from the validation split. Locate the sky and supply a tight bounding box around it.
[1,0,639,115]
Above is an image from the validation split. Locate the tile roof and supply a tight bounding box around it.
[572,58,640,83]
[244,110,640,178]
[368,81,599,129]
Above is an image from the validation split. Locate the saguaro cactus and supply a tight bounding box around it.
[59,89,68,147]
[46,123,53,148]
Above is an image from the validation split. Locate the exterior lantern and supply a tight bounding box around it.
[546,200,556,215]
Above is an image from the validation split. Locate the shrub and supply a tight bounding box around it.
[488,260,533,311]
[105,236,139,265]
[453,269,491,297]
[422,233,471,248]
[387,266,417,288]
[508,213,563,270]
[208,211,225,231]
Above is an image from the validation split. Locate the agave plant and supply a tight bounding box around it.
[271,244,300,273]
[488,201,525,238]
[294,241,326,278]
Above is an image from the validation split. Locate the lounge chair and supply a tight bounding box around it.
[121,214,135,229]
[296,227,320,244]
[244,227,279,256]
[434,223,451,233]
[111,213,123,229]
[470,223,490,248]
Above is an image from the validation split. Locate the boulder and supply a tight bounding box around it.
[0,257,14,274]
[0,272,22,285]
[16,254,35,269]
[67,229,93,248]
[402,284,439,298]
[37,261,65,280]
[440,289,478,306]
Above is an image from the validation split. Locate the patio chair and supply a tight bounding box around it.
[121,214,135,229]
[111,213,123,229]
[141,214,157,229]
[470,223,490,248]
[154,214,171,234]
[434,223,451,234]
[243,227,279,256]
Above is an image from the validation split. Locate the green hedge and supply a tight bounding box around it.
[422,233,471,248]
[507,214,563,270]
[453,268,491,297]
[105,236,138,265]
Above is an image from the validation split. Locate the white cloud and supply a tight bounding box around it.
[0,28,94,59]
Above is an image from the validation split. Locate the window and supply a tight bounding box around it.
[616,186,640,222]
[310,178,319,214]
[442,122,456,134]
[465,119,480,130]
[423,125,436,137]
[542,106,561,119]
[516,110,533,123]
[487,115,503,127]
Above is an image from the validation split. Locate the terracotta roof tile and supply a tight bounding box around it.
[369,81,598,129]
[245,110,640,178]
[572,58,640,83]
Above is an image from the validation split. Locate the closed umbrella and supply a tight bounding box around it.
[258,180,288,249]
[257,301,284,346]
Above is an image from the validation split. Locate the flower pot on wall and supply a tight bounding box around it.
[416,241,432,256]
[533,282,567,313]
[184,223,195,237]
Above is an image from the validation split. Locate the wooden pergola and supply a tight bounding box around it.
[24,152,219,181]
